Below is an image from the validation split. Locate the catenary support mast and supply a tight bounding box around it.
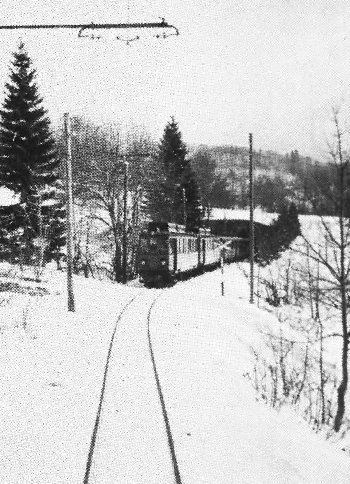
[64,113,75,312]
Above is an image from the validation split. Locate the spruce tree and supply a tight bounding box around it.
[0,42,65,264]
[146,117,202,231]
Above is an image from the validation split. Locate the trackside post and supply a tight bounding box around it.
[220,249,225,296]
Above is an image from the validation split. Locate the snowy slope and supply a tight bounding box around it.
[0,263,350,483]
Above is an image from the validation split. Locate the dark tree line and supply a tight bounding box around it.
[199,145,350,216]
[255,202,301,266]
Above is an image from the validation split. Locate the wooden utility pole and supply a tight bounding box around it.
[122,158,129,284]
[249,133,254,304]
[182,187,187,227]
[64,113,75,312]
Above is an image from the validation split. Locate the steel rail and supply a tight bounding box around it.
[83,290,143,484]
[147,293,183,484]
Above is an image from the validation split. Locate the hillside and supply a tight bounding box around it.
[190,144,336,215]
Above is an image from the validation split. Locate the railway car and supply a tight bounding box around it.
[138,221,248,287]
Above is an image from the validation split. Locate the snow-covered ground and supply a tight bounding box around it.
[210,207,277,225]
[0,187,19,206]
[1,261,350,483]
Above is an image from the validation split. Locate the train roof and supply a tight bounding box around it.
[146,222,211,236]
[210,208,276,226]
[148,222,186,234]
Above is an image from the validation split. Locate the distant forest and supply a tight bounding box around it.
[191,145,348,216]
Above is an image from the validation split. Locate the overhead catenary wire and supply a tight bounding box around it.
[0,20,179,38]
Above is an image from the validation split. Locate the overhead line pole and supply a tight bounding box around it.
[64,113,75,312]
[122,157,128,285]
[118,150,150,284]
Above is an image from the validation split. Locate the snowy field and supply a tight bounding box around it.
[1,261,350,483]
[210,207,277,225]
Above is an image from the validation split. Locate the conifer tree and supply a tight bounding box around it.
[145,117,202,232]
[0,42,65,263]
[256,202,301,265]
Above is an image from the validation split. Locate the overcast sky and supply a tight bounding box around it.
[1,1,350,157]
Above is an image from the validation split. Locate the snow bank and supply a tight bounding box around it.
[0,262,349,482]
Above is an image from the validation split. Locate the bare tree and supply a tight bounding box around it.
[57,117,155,281]
[295,109,350,431]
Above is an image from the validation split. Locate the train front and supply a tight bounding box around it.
[138,230,170,286]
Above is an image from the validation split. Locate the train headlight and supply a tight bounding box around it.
[160,259,167,266]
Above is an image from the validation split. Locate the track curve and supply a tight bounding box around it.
[84,288,183,484]
[147,294,183,484]
[83,291,143,484]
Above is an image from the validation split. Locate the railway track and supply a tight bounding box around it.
[147,295,182,484]
[84,289,182,484]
